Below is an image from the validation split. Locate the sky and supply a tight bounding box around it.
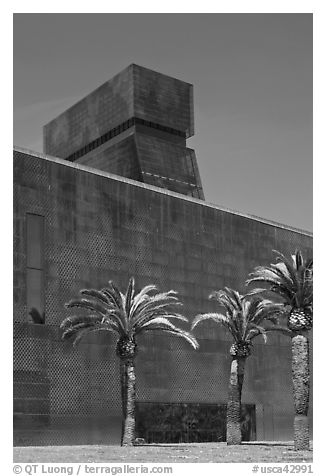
[13,13,312,232]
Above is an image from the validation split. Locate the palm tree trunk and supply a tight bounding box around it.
[121,358,136,447]
[226,357,246,445]
[292,332,310,450]
[119,361,127,446]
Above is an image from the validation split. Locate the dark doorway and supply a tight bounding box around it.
[135,402,256,443]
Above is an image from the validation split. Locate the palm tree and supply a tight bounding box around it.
[191,287,283,445]
[246,249,313,451]
[60,277,198,447]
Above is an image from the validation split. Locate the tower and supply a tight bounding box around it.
[43,64,204,199]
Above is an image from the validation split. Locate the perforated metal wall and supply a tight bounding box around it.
[13,149,313,446]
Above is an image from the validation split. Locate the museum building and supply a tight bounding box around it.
[13,64,313,445]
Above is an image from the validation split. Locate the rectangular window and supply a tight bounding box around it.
[26,213,44,269]
[26,213,45,323]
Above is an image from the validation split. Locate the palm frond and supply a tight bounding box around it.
[125,277,135,317]
[100,288,119,307]
[264,325,293,337]
[252,300,285,325]
[302,287,313,308]
[245,287,270,296]
[103,309,128,334]
[247,267,283,285]
[209,288,243,323]
[192,312,227,329]
[247,250,312,309]
[133,311,188,333]
[192,312,239,341]
[239,300,251,338]
[60,314,102,330]
[108,280,124,308]
[133,303,186,325]
[270,284,295,302]
[245,296,265,320]
[246,276,294,304]
[196,284,291,348]
[135,284,159,299]
[139,317,199,349]
[293,250,303,271]
[71,326,115,347]
[79,289,112,306]
[305,257,313,270]
[209,291,234,317]
[95,282,131,332]
[101,282,124,313]
[273,250,300,289]
[65,298,108,316]
[61,321,99,340]
[136,290,180,309]
[129,294,149,319]
[299,264,311,287]
[269,263,296,291]
[232,309,244,339]
[129,284,158,313]
[131,291,182,327]
[64,295,127,334]
[138,292,181,309]
[242,299,252,317]
[246,325,268,343]
[61,279,197,356]
[220,287,243,311]
[100,314,121,331]
[245,299,286,341]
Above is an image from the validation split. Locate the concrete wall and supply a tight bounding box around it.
[13,148,313,445]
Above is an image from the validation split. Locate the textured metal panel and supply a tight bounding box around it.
[43,65,134,158]
[43,65,202,199]
[13,150,313,445]
[135,133,204,198]
[76,134,142,181]
[133,64,194,138]
[43,64,194,159]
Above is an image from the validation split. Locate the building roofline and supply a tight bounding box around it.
[43,64,193,129]
[130,63,193,86]
[13,145,312,238]
[43,65,137,129]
